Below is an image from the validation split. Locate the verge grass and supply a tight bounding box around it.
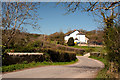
[2,59,78,72]
[89,56,113,79]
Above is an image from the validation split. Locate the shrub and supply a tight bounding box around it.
[22,61,28,64]
[47,48,76,62]
[56,44,85,55]
[2,54,44,66]
[57,41,59,44]
[43,53,51,62]
[85,48,94,53]
[67,37,75,46]
[32,41,43,47]
[104,24,120,74]
[13,41,43,52]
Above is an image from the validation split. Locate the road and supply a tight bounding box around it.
[2,56,104,78]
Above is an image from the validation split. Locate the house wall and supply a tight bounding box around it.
[64,31,86,43]
[85,40,87,43]
[77,35,85,43]
[64,31,79,42]
[69,31,79,39]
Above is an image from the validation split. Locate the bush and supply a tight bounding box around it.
[2,54,44,66]
[104,24,120,73]
[85,48,94,53]
[32,41,43,47]
[67,37,75,46]
[13,41,43,52]
[47,48,76,62]
[56,44,85,55]
[43,53,51,62]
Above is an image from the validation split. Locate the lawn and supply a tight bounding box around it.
[71,45,106,53]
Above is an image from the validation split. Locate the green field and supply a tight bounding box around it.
[71,45,106,53]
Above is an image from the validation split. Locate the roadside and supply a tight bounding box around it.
[89,56,113,78]
[3,56,104,78]
[2,59,78,73]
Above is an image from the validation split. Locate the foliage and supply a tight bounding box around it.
[89,56,113,78]
[3,43,77,66]
[45,48,76,62]
[48,32,65,45]
[2,2,40,47]
[3,53,44,66]
[86,30,104,45]
[2,30,27,49]
[56,44,85,55]
[85,48,94,53]
[2,29,45,50]
[103,24,120,73]
[67,37,75,46]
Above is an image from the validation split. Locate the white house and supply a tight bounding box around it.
[64,30,89,44]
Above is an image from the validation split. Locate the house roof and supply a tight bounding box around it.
[76,32,85,35]
[65,30,84,36]
[85,37,89,40]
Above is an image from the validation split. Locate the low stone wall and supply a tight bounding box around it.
[78,44,103,47]
[7,53,43,55]
[90,52,101,57]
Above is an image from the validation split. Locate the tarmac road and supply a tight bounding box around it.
[2,56,104,78]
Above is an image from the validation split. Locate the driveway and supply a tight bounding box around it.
[2,56,104,78]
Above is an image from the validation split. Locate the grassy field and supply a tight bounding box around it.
[2,59,78,72]
[71,45,106,53]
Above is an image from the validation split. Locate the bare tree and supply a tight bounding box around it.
[2,2,40,46]
[62,2,119,23]
[61,2,120,77]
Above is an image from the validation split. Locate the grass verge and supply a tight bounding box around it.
[89,56,113,79]
[2,59,78,72]
[76,54,82,56]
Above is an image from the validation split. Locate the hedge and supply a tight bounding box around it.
[46,48,76,62]
[2,53,45,66]
[56,44,85,55]
[3,48,77,66]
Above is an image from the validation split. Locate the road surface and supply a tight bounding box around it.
[3,56,104,78]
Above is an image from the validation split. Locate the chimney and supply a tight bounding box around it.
[74,29,76,31]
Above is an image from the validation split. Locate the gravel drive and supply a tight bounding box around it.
[2,56,104,78]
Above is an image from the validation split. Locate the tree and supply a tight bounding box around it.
[48,32,65,45]
[2,2,40,47]
[85,30,104,45]
[103,23,120,74]
[67,37,75,46]
[61,1,120,77]
[62,2,119,26]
